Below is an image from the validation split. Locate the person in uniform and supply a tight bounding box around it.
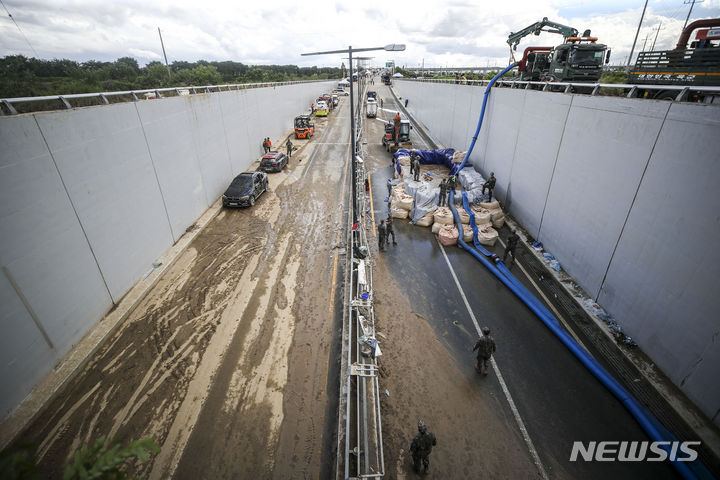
[482,172,496,200]
[386,215,397,245]
[472,327,496,375]
[412,154,420,182]
[410,420,437,474]
[378,220,387,251]
[438,179,447,206]
[503,230,520,263]
[285,139,293,158]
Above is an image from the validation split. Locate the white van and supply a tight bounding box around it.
[366,98,378,118]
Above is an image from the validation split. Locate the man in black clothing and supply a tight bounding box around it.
[482,172,496,200]
[503,230,520,263]
[473,327,496,375]
[410,420,437,473]
[386,215,397,245]
[378,220,387,251]
[438,179,447,206]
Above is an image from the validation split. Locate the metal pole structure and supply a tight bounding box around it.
[682,0,702,31]
[348,47,357,224]
[158,27,172,80]
[651,21,663,51]
[627,0,649,70]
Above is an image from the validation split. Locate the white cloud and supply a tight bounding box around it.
[0,0,718,68]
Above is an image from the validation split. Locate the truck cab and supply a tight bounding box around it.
[547,40,607,82]
[366,98,378,118]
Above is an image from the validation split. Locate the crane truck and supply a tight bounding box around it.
[628,18,720,101]
[508,17,610,83]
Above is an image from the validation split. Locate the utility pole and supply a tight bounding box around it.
[641,31,652,52]
[682,0,703,31]
[627,0,649,70]
[158,27,171,80]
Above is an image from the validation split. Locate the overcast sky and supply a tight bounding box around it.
[2,0,719,69]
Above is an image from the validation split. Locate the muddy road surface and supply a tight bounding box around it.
[14,98,350,479]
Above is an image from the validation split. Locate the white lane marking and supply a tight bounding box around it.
[438,241,550,480]
[496,238,590,353]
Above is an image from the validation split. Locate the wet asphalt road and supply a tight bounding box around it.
[366,85,679,479]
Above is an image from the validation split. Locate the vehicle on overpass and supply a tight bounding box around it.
[333,88,349,96]
[222,171,268,208]
[259,152,289,173]
[367,90,377,100]
[294,115,314,139]
[508,17,609,83]
[315,100,329,117]
[366,98,378,118]
[629,18,720,101]
[381,71,391,85]
[381,112,412,153]
[332,93,339,107]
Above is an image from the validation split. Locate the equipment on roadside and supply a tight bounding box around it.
[294,115,314,139]
[508,17,609,83]
[381,71,391,85]
[629,18,720,101]
[381,112,412,153]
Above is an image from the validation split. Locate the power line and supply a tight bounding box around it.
[0,0,39,57]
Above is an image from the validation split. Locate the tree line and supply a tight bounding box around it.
[0,55,343,98]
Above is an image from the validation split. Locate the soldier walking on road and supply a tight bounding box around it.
[438,179,447,206]
[473,327,496,375]
[410,420,437,474]
[482,172,496,200]
[386,215,397,245]
[378,220,387,251]
[502,230,520,263]
[286,139,294,158]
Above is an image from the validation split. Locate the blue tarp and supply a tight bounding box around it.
[392,148,470,176]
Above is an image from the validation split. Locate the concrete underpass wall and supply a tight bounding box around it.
[394,80,720,424]
[0,81,334,419]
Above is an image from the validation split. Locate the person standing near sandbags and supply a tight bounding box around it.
[482,172,496,200]
[473,327,496,375]
[438,179,448,207]
[502,230,520,263]
[378,220,388,251]
[385,215,397,246]
[412,154,421,182]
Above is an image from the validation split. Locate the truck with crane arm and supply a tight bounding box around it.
[508,17,610,83]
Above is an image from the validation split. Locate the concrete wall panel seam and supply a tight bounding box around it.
[595,103,672,302]
[504,91,529,210]
[537,95,574,241]
[133,103,176,242]
[32,115,114,304]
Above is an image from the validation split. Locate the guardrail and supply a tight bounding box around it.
[0,79,331,115]
[397,77,720,102]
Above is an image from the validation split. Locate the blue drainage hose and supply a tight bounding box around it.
[443,65,709,478]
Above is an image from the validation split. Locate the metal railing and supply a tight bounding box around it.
[397,77,720,102]
[0,79,331,115]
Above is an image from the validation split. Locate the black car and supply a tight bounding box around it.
[222,171,268,207]
[259,151,288,173]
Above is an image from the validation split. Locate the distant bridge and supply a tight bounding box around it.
[402,66,507,75]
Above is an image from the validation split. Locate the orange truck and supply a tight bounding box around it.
[294,115,314,139]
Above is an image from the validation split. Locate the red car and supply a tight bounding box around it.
[259,151,289,173]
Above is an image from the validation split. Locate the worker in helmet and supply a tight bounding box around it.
[473,327,496,375]
[410,420,437,473]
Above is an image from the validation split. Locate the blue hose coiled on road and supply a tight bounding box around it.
[445,66,709,480]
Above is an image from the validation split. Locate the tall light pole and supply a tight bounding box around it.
[627,0,649,70]
[302,44,405,225]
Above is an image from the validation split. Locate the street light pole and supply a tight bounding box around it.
[301,44,405,226]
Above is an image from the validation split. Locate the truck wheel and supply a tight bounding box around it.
[654,91,677,101]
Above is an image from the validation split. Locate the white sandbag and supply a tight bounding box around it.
[411,184,439,223]
[396,193,414,211]
[457,208,470,224]
[490,208,505,228]
[452,150,467,164]
[480,200,500,210]
[397,155,411,166]
[431,222,443,234]
[391,207,409,219]
[438,225,459,246]
[458,167,485,191]
[477,224,499,246]
[433,207,454,225]
[415,211,434,227]
[404,179,422,197]
[471,206,492,225]
[461,224,473,242]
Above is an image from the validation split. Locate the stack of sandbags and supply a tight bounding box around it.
[480,200,505,228]
[457,208,470,224]
[411,184,438,224]
[433,207,454,226]
[459,224,474,243]
[476,224,499,247]
[438,225,459,246]
[397,155,411,166]
[458,167,485,191]
[452,150,467,164]
[396,193,414,211]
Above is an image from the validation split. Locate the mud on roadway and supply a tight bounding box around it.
[13,105,347,479]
